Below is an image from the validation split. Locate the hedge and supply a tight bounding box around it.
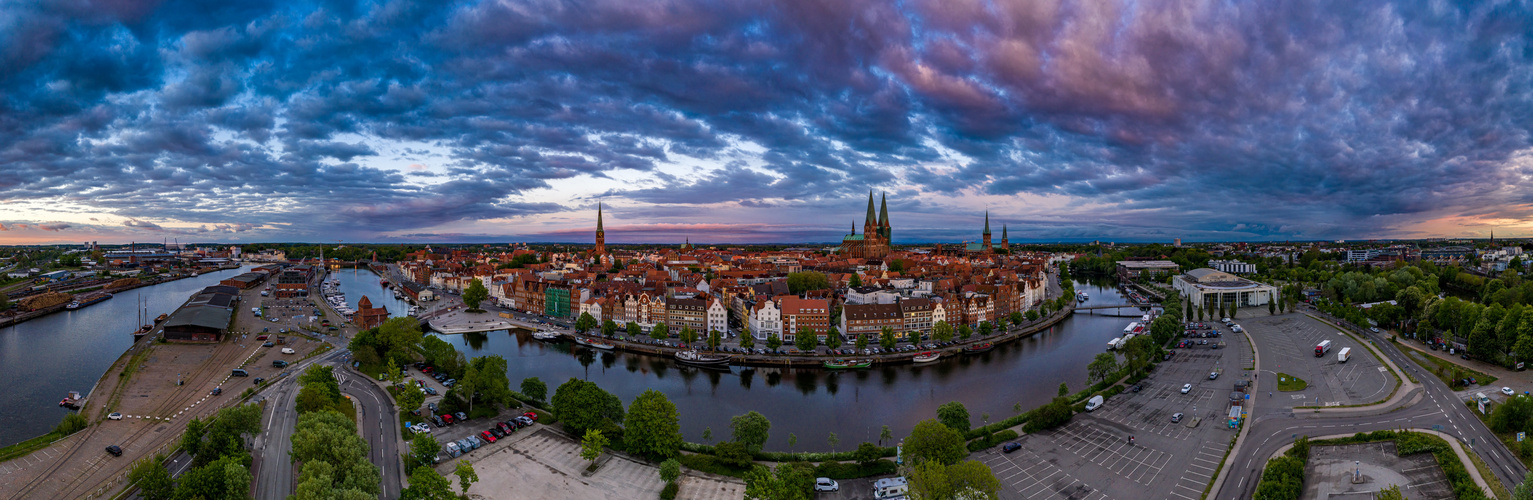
[677,442,896,463]
[967,430,1019,452]
[965,412,1031,440]
[812,459,897,479]
[677,453,754,478]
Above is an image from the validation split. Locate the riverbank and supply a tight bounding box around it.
[0,266,238,330]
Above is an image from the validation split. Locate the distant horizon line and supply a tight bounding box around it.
[0,237,1519,248]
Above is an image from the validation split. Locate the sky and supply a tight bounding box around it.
[3,0,1533,245]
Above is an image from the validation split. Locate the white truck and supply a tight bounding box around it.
[1315,340,1333,357]
[1338,347,1352,363]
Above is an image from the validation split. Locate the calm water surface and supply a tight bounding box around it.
[347,278,1145,452]
[0,266,252,446]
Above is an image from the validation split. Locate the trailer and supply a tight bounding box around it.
[1338,347,1352,363]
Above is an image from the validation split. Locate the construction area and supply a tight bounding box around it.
[1303,442,1452,500]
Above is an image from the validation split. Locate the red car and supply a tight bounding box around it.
[256,335,268,340]
[523,412,539,421]
[480,430,497,443]
[441,414,454,425]
[421,367,434,373]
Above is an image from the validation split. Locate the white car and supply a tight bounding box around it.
[281,348,295,354]
[108,412,122,420]
[814,477,839,492]
[1503,387,1516,396]
[1181,384,1193,394]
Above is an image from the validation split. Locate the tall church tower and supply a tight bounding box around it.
[1001,224,1009,252]
[864,191,878,238]
[982,211,992,253]
[878,193,891,241]
[594,202,606,255]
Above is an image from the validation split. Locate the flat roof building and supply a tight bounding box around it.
[1173,268,1278,311]
[1116,260,1181,280]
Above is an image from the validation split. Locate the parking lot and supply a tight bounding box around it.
[976,320,1253,500]
[1244,314,1396,408]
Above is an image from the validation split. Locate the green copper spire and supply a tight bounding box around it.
[597,202,603,232]
[983,211,991,235]
[1002,224,1007,240]
[865,190,876,226]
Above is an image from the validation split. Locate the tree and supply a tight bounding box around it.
[744,463,816,500]
[1269,301,1276,315]
[849,273,863,288]
[679,326,697,345]
[397,387,425,415]
[766,332,783,351]
[521,377,547,402]
[376,317,425,366]
[551,378,625,435]
[714,441,754,468]
[708,329,722,349]
[1025,310,1039,321]
[651,322,669,340]
[601,319,618,337]
[128,456,174,500]
[786,272,831,294]
[703,427,713,443]
[826,327,842,349]
[1009,311,1023,326]
[462,355,512,412]
[795,328,818,352]
[659,458,682,484]
[740,332,755,349]
[903,419,966,466]
[401,466,455,500]
[454,461,479,496]
[1087,352,1119,384]
[933,321,954,342]
[852,442,883,466]
[958,324,973,340]
[627,322,642,337]
[290,410,381,498]
[1512,471,1533,500]
[855,334,868,350]
[879,425,893,446]
[626,389,683,460]
[178,454,253,500]
[580,429,608,464]
[731,411,772,454]
[462,279,489,311]
[1058,383,1069,397]
[978,321,993,336]
[827,432,840,452]
[575,312,598,333]
[906,459,1002,500]
[407,434,441,471]
[936,402,971,433]
[880,326,897,349]
[788,433,797,449]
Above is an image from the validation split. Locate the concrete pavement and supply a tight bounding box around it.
[338,364,403,500]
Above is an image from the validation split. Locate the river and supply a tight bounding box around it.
[336,272,1146,452]
[0,266,252,447]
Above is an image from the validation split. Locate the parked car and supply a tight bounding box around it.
[455,412,468,422]
[253,377,264,384]
[256,335,268,340]
[108,412,122,420]
[444,379,456,387]
[106,445,123,457]
[498,422,514,434]
[424,387,437,395]
[263,341,275,347]
[481,430,498,443]
[211,387,222,396]
[1129,384,1142,393]
[490,427,505,438]
[441,414,455,425]
[1503,387,1516,396]
[1181,384,1193,394]
[280,348,296,354]
[814,478,840,492]
[1209,371,1219,380]
[523,412,540,421]
[1002,442,1022,453]
[272,360,288,368]
[1171,413,1184,423]
[432,415,446,427]
[515,416,533,428]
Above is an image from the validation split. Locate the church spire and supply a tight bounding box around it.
[865,190,877,226]
[597,202,603,232]
[983,211,991,235]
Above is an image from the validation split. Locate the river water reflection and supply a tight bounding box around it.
[0,266,252,446]
[417,279,1142,452]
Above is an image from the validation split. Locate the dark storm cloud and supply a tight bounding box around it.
[2,0,1532,242]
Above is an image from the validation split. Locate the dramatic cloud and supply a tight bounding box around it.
[2,0,1532,243]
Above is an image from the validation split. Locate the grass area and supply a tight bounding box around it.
[1199,434,1240,500]
[1405,349,1498,389]
[0,430,70,463]
[1275,373,1308,392]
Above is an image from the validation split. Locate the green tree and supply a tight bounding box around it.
[794,328,818,352]
[551,378,626,435]
[1058,383,1069,397]
[933,321,954,342]
[376,317,425,366]
[1512,471,1533,500]
[715,441,754,468]
[407,434,441,471]
[454,461,479,496]
[601,319,618,337]
[679,326,697,345]
[521,377,548,402]
[1025,310,1039,321]
[177,454,253,500]
[788,433,797,449]
[462,279,489,311]
[1009,311,1024,326]
[786,272,831,294]
[1269,301,1276,315]
[958,324,973,340]
[902,419,966,466]
[853,442,882,465]
[127,456,175,500]
[580,429,608,464]
[397,387,425,416]
[855,334,868,350]
[936,401,971,433]
[702,427,713,443]
[880,326,897,349]
[906,460,1002,500]
[575,312,598,333]
[1374,484,1405,500]
[659,458,682,486]
[849,273,863,288]
[401,466,455,500]
[290,410,380,498]
[767,332,783,351]
[1087,352,1119,384]
[626,390,683,460]
[651,322,669,341]
[744,463,816,500]
[879,425,893,446]
[827,432,840,452]
[978,321,993,336]
[708,329,722,349]
[731,411,772,454]
[462,355,512,412]
[825,327,842,349]
[740,332,755,349]
[627,322,642,337]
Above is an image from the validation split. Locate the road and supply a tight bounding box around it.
[338,363,403,500]
[1218,307,1527,499]
[252,364,303,500]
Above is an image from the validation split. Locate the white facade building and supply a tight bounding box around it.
[707,298,728,334]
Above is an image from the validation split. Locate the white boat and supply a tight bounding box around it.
[1107,337,1123,350]
[574,336,616,350]
[1123,322,1139,334]
[1077,291,1088,302]
[531,330,562,341]
[912,351,940,363]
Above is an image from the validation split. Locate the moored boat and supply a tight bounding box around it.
[823,359,872,369]
[676,350,731,367]
[65,291,113,310]
[574,336,616,350]
[912,351,940,363]
[531,330,563,341]
[155,313,168,323]
[964,342,994,354]
[59,391,83,409]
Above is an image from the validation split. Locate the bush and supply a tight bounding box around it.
[659,481,679,500]
[677,453,753,478]
[966,430,1021,451]
[811,459,897,479]
[54,413,88,435]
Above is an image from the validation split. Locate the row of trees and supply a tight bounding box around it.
[129,404,263,500]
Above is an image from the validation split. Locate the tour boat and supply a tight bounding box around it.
[531,330,563,341]
[675,350,732,367]
[574,336,616,350]
[1077,291,1089,302]
[964,343,994,355]
[823,359,872,369]
[912,351,940,363]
